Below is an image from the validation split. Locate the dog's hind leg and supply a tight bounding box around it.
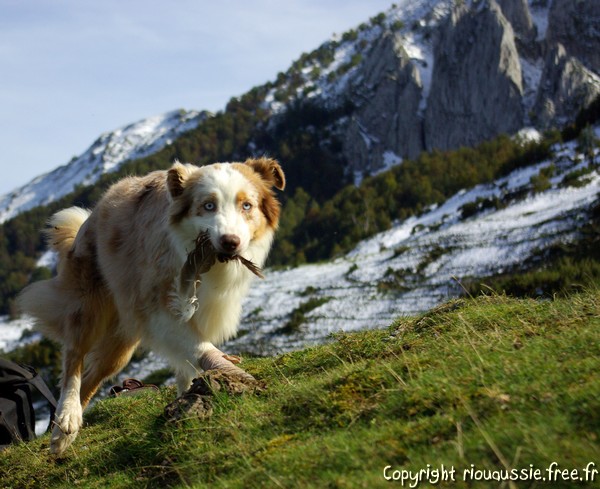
[51,345,87,456]
[80,334,140,409]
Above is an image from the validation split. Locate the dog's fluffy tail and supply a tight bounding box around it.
[17,207,91,341]
[45,207,91,263]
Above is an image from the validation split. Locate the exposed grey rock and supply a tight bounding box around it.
[547,0,600,73]
[497,0,536,43]
[533,43,600,128]
[335,0,599,177]
[424,1,523,151]
[343,31,423,175]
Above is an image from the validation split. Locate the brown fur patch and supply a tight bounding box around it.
[80,333,139,408]
[170,168,206,224]
[195,192,218,217]
[244,158,286,190]
[236,190,250,205]
[170,191,193,225]
[108,228,123,254]
[260,193,281,228]
[69,229,104,295]
[236,191,253,218]
[167,164,187,198]
[231,163,282,228]
[68,309,83,327]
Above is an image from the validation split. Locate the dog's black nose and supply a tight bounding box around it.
[219,234,241,253]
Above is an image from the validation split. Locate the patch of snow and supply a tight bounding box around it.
[353,170,365,187]
[402,31,435,114]
[37,250,57,270]
[390,0,453,29]
[0,315,39,352]
[382,150,403,169]
[358,121,375,150]
[224,143,599,355]
[520,56,544,116]
[515,127,543,144]
[529,1,550,41]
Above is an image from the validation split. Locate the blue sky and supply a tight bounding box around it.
[0,0,394,196]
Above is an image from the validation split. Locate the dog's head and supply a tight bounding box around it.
[167,158,285,258]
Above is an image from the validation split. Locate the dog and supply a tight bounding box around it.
[18,157,285,455]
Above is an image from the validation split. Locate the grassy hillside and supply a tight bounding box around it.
[2,288,599,488]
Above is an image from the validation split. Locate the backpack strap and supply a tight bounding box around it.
[0,358,36,384]
[0,359,57,432]
[27,374,58,431]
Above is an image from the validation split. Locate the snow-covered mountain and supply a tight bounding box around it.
[1,1,599,224]
[0,109,205,223]
[2,127,598,363]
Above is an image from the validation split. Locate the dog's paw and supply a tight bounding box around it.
[191,368,264,396]
[50,426,78,456]
[50,403,83,455]
[165,368,264,423]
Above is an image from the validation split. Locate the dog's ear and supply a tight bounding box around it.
[245,158,286,191]
[167,162,192,198]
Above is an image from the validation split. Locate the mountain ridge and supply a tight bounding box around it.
[0,109,206,223]
[1,0,599,222]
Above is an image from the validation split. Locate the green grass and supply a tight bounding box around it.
[2,289,600,488]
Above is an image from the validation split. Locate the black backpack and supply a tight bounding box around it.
[0,358,57,449]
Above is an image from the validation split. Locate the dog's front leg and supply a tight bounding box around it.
[174,347,254,395]
[51,348,85,456]
[198,347,256,381]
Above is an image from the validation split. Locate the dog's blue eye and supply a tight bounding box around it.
[204,202,216,211]
[242,202,252,211]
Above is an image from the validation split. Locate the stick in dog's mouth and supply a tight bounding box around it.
[216,253,264,279]
[169,230,264,321]
[186,230,264,282]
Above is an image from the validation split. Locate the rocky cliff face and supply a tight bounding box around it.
[336,0,600,175]
[547,0,600,73]
[497,0,536,43]
[533,43,600,128]
[424,1,523,151]
[343,32,423,175]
